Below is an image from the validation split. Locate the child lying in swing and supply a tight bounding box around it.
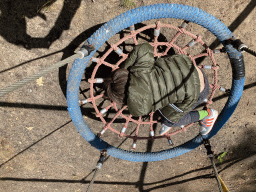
[103,43,218,136]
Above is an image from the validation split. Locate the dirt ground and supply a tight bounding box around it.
[0,0,256,191]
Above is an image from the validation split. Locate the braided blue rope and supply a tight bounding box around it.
[67,4,245,162]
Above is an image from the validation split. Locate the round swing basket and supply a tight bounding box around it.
[67,4,245,162]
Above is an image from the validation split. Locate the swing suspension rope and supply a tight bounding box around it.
[80,20,225,150]
[0,46,94,98]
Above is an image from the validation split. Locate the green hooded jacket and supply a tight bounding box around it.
[121,43,200,123]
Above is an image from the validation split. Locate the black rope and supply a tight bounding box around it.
[86,169,100,192]
[241,47,256,57]
[227,38,256,57]
[86,150,107,192]
[85,128,138,191]
[203,139,223,192]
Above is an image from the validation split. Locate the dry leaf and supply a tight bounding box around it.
[26,127,34,131]
[36,77,44,86]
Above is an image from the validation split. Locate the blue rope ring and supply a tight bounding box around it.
[67,4,245,162]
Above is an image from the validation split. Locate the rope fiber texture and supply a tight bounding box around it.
[67,4,245,162]
[242,47,256,57]
[0,53,82,98]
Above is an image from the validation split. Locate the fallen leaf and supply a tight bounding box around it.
[36,77,44,86]
[26,127,34,131]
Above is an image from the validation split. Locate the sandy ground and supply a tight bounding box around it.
[0,0,256,191]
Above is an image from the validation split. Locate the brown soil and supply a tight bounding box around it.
[0,0,255,191]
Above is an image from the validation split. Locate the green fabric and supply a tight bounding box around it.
[198,110,209,120]
[121,43,201,123]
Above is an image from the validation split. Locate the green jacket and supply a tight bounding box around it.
[121,43,200,123]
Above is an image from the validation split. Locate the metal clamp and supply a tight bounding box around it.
[96,150,107,169]
[232,39,247,52]
[77,43,95,58]
[225,38,247,53]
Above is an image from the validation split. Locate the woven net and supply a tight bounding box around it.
[78,20,228,151]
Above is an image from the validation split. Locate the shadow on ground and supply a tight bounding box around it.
[0,0,82,49]
[0,130,255,191]
[1,1,256,192]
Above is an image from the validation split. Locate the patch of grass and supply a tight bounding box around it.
[217,152,228,163]
[121,0,136,9]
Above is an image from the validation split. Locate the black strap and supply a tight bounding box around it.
[203,139,224,192]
